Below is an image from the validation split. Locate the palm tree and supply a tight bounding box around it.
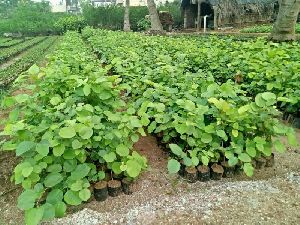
[270,0,300,41]
[147,0,163,32]
[124,0,131,31]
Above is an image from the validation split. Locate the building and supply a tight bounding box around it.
[51,1,67,12]
[181,0,277,29]
[91,0,118,7]
[51,0,81,13]
[91,0,172,7]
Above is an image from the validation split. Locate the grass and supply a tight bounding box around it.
[240,24,300,34]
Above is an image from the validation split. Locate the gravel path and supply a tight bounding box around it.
[45,135,300,225]
[47,174,300,225]
[1,134,300,225]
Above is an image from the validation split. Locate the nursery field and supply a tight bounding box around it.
[0,36,58,92]
[0,29,299,225]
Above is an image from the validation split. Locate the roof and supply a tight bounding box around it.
[181,0,276,7]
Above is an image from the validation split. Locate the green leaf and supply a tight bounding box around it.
[287,131,298,147]
[98,171,106,180]
[25,207,44,225]
[15,94,30,103]
[156,103,165,112]
[131,134,139,142]
[18,189,38,210]
[83,84,91,96]
[261,92,276,105]
[16,141,35,156]
[36,141,50,157]
[201,133,212,143]
[243,163,254,177]
[50,96,61,106]
[47,164,62,173]
[191,156,199,166]
[273,139,285,153]
[72,139,83,149]
[2,141,16,151]
[64,190,82,206]
[184,100,195,111]
[255,94,266,107]
[167,159,180,174]
[246,147,256,157]
[120,164,127,171]
[71,164,91,180]
[148,121,157,133]
[28,64,40,75]
[22,180,32,189]
[42,203,55,220]
[130,117,142,128]
[46,189,63,205]
[238,105,250,114]
[201,155,209,166]
[103,152,116,163]
[140,116,150,126]
[63,152,77,163]
[126,159,142,178]
[44,173,63,187]
[183,157,192,167]
[78,126,93,139]
[175,123,188,134]
[169,144,182,156]
[238,153,251,162]
[54,202,66,218]
[216,130,228,141]
[9,108,19,121]
[2,96,15,107]
[228,156,238,166]
[63,160,77,172]
[232,130,239,138]
[59,127,76,139]
[53,144,65,157]
[79,189,91,201]
[112,162,122,174]
[22,166,33,177]
[116,144,129,156]
[99,91,112,100]
[71,180,83,191]
[127,107,135,114]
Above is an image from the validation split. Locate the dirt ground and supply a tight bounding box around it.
[1,130,300,225]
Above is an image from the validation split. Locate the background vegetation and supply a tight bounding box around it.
[82,1,182,31]
[240,24,300,34]
[0,1,66,36]
[0,0,182,35]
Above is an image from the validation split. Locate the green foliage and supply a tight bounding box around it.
[0,1,86,36]
[0,37,46,64]
[0,37,57,88]
[0,38,26,48]
[240,24,300,34]
[1,32,147,224]
[54,16,87,34]
[82,5,148,31]
[137,18,151,31]
[2,26,300,224]
[81,2,182,31]
[82,4,125,30]
[158,0,182,29]
[82,28,298,177]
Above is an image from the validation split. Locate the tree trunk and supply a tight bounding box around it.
[147,0,163,31]
[123,0,131,32]
[197,0,201,31]
[270,0,300,41]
